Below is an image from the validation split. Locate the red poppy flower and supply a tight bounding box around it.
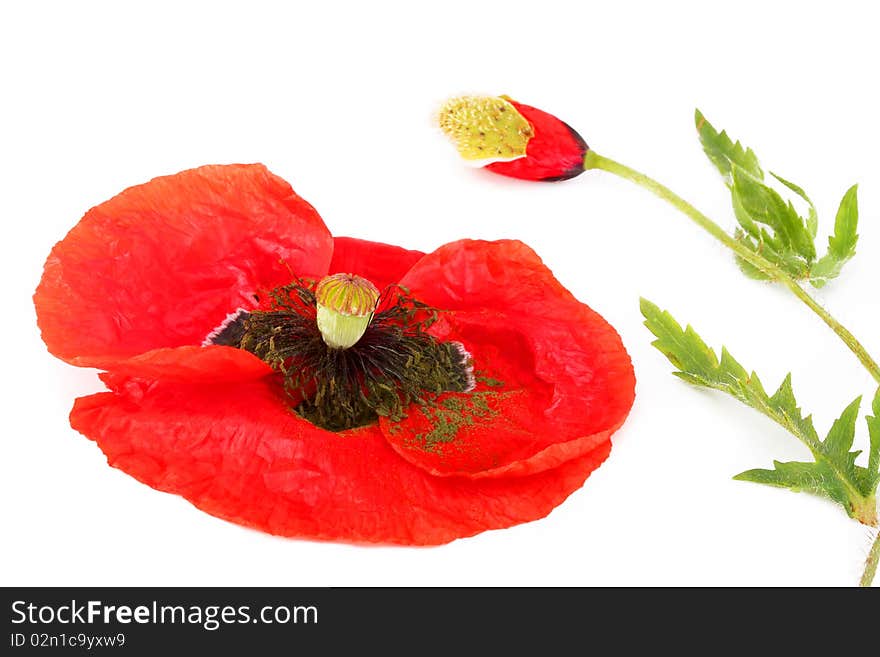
[34,163,635,545]
[438,95,588,181]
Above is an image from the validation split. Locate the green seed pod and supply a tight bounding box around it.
[315,273,380,349]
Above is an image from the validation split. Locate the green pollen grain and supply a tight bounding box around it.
[406,389,512,452]
[441,396,464,411]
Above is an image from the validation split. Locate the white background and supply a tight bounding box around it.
[2,1,879,587]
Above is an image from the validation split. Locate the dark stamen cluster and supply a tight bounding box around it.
[222,281,473,432]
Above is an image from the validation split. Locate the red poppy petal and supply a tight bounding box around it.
[329,237,425,291]
[98,345,273,383]
[70,376,610,545]
[381,239,635,478]
[35,164,333,370]
[486,101,588,181]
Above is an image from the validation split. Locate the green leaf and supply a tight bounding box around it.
[822,396,861,464]
[809,185,859,288]
[695,111,861,288]
[732,166,817,263]
[695,109,763,185]
[867,388,880,486]
[827,185,859,259]
[732,188,762,240]
[770,172,818,239]
[733,230,810,281]
[735,460,851,510]
[641,299,878,525]
[639,298,717,380]
[640,298,817,442]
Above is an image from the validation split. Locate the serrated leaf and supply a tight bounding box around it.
[868,388,880,483]
[641,298,816,441]
[768,374,820,445]
[641,299,878,525]
[732,166,817,263]
[732,230,772,280]
[735,461,851,510]
[732,190,762,240]
[695,109,763,184]
[809,185,859,288]
[719,346,748,382]
[770,172,818,238]
[639,298,718,377]
[734,230,811,281]
[695,112,860,288]
[827,185,859,258]
[821,397,861,467]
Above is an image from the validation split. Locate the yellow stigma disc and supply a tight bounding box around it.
[437,95,533,163]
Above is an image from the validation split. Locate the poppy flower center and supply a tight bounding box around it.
[205,275,475,432]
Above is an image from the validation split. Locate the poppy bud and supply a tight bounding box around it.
[315,273,380,349]
[438,95,589,181]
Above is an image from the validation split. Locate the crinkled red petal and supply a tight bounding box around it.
[329,237,425,292]
[34,164,333,372]
[380,239,635,478]
[70,376,610,545]
[98,346,273,383]
[486,101,588,181]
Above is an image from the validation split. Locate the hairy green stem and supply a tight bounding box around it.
[584,150,880,385]
[862,530,879,587]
